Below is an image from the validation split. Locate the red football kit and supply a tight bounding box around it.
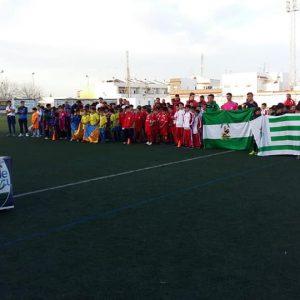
[168,112,175,143]
[159,113,169,141]
[134,111,143,132]
[119,112,125,128]
[123,111,135,129]
[145,114,154,142]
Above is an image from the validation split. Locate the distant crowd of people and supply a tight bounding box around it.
[4,93,300,150]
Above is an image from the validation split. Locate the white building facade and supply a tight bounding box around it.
[168,76,220,93]
[222,72,289,96]
[95,79,168,106]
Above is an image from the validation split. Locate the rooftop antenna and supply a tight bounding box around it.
[126,51,131,98]
[262,62,270,74]
[286,0,299,90]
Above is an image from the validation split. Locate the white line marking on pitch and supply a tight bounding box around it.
[14,150,234,198]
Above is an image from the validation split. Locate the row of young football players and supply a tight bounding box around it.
[71,103,202,148]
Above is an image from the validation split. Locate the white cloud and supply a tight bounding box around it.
[0,0,298,96]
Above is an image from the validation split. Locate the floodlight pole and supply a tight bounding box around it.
[126,51,131,98]
[32,72,35,88]
[286,0,299,90]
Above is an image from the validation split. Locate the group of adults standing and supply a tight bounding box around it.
[5,100,29,137]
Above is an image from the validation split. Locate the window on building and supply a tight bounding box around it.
[119,87,126,94]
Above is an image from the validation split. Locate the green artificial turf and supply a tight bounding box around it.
[0,115,300,299]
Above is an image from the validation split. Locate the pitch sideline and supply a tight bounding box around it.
[14,150,234,199]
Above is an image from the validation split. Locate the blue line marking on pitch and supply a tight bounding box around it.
[0,161,282,249]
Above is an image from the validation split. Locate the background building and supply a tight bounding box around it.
[221,72,289,96]
[92,79,168,106]
[168,76,222,101]
[168,76,220,95]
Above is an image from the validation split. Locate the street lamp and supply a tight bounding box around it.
[32,72,35,87]
[86,75,90,98]
[86,74,89,86]
[286,0,299,90]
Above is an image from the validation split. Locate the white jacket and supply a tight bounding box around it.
[174,109,185,128]
[183,111,194,129]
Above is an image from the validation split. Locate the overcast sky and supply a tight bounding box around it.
[0,0,299,96]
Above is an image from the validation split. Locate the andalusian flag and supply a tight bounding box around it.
[251,114,300,156]
[203,109,253,150]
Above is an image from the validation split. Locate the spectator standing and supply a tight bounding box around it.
[17,100,29,137]
[243,92,258,109]
[206,94,220,112]
[284,94,296,107]
[5,100,16,136]
[221,93,238,111]
[186,93,198,107]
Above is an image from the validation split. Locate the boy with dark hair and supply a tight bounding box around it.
[192,108,202,149]
[74,108,89,142]
[134,106,144,143]
[37,105,44,136]
[58,105,67,139]
[275,103,285,116]
[83,106,99,143]
[122,106,135,145]
[145,108,154,146]
[174,103,185,147]
[269,105,277,116]
[183,105,194,148]
[43,104,52,139]
[110,109,121,142]
[152,110,159,143]
[199,95,207,109]
[168,106,175,144]
[52,107,59,140]
[159,107,169,143]
[70,109,82,141]
[98,108,107,143]
[261,103,268,115]
[31,107,40,137]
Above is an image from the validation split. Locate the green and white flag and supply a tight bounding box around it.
[251,114,300,156]
[203,109,253,150]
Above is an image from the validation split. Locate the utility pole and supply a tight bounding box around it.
[286,0,299,90]
[200,53,204,78]
[126,51,131,98]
